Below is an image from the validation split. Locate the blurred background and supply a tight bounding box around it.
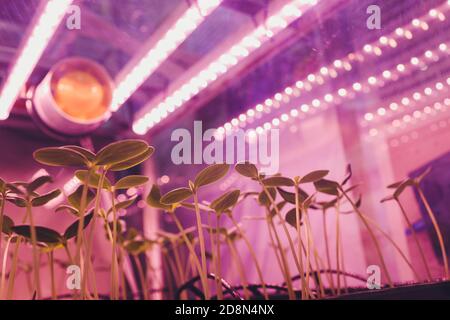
[0,0,449,298]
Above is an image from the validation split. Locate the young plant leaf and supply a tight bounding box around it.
[194,164,229,189]
[146,184,172,211]
[114,175,149,190]
[160,188,193,205]
[235,162,258,178]
[61,146,96,162]
[210,190,240,213]
[415,167,432,184]
[258,188,277,207]
[68,185,95,210]
[314,179,339,196]
[31,189,61,207]
[6,197,27,207]
[27,175,53,193]
[12,225,63,244]
[277,187,309,204]
[55,205,79,216]
[33,147,88,167]
[387,180,404,189]
[5,183,25,195]
[75,170,112,190]
[300,170,329,184]
[261,177,294,187]
[109,146,155,171]
[269,201,287,218]
[2,215,14,235]
[95,140,149,166]
[124,240,152,255]
[342,164,353,186]
[63,212,94,240]
[393,179,414,199]
[0,177,5,193]
[285,208,303,229]
[108,196,137,215]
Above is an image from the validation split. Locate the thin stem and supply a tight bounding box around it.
[0,193,5,271]
[26,201,41,298]
[360,212,420,280]
[7,237,21,299]
[169,211,209,299]
[118,248,127,300]
[322,210,336,293]
[267,216,295,299]
[260,184,303,278]
[339,187,393,287]
[134,255,149,300]
[227,239,250,299]
[338,217,348,292]
[228,215,269,300]
[192,192,210,299]
[75,169,92,264]
[395,198,432,281]
[171,240,188,300]
[417,187,449,279]
[84,169,106,300]
[303,210,325,298]
[206,211,221,299]
[293,185,307,299]
[0,235,12,299]
[110,189,120,300]
[49,251,56,300]
[214,214,224,299]
[265,217,285,281]
[335,205,341,295]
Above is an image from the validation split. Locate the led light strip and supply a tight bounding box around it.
[365,79,450,138]
[363,74,450,125]
[214,2,450,134]
[367,96,450,145]
[133,0,320,134]
[217,41,449,139]
[111,0,223,111]
[0,0,73,120]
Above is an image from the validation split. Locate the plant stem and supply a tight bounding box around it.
[335,205,341,295]
[0,235,12,299]
[227,238,250,299]
[360,212,420,279]
[75,169,93,265]
[417,187,449,279]
[302,210,325,298]
[267,216,295,299]
[134,255,149,300]
[6,237,21,299]
[84,169,106,300]
[339,187,393,287]
[214,213,224,300]
[49,251,56,300]
[293,185,307,299]
[110,189,120,300]
[228,215,269,300]
[265,218,285,280]
[322,209,336,294]
[395,198,432,281]
[171,240,188,300]
[192,192,210,299]
[26,201,41,299]
[206,211,221,299]
[169,211,209,299]
[0,193,5,271]
[117,247,127,300]
[260,184,303,279]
